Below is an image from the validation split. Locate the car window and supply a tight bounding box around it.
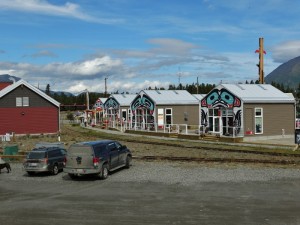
[68,145,93,156]
[107,143,117,151]
[48,150,54,158]
[53,149,62,157]
[60,149,67,155]
[94,144,107,157]
[27,151,46,159]
[115,142,122,149]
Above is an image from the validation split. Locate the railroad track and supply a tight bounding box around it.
[65,125,299,157]
[133,155,300,165]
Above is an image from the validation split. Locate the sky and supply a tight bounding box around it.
[0,0,300,94]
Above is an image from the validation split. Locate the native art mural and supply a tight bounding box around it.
[131,93,155,128]
[131,93,155,113]
[201,88,242,135]
[104,98,119,109]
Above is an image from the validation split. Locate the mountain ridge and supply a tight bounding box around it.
[265,56,300,88]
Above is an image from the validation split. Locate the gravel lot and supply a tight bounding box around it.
[2,160,300,225]
[2,160,300,184]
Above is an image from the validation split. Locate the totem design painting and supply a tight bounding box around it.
[201,87,242,133]
[104,98,119,109]
[131,93,155,115]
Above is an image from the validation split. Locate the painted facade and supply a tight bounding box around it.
[130,90,200,130]
[103,94,136,125]
[200,84,295,137]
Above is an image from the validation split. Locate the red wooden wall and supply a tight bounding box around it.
[0,107,59,135]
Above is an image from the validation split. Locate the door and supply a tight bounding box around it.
[115,141,126,165]
[208,108,221,134]
[214,117,220,133]
[107,142,119,168]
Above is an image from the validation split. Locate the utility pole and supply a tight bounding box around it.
[104,77,108,97]
[85,89,89,110]
[178,67,181,90]
[255,37,266,84]
[197,76,199,94]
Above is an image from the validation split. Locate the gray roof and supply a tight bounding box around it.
[0,79,60,107]
[142,90,199,105]
[219,84,295,103]
[110,94,136,106]
[192,94,206,101]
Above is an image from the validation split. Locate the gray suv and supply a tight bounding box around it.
[23,146,67,176]
[64,140,132,179]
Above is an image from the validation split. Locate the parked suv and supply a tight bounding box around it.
[64,140,132,179]
[24,146,67,175]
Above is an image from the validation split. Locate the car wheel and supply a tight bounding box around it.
[125,155,132,169]
[52,164,59,175]
[100,164,109,180]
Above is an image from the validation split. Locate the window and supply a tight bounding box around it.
[165,108,172,125]
[16,97,29,107]
[23,97,29,106]
[255,108,263,134]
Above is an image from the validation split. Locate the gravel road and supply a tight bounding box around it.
[2,160,300,184]
[1,161,300,225]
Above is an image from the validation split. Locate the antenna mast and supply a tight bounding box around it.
[178,67,181,89]
[104,77,108,97]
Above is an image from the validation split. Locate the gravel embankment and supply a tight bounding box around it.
[3,160,300,186]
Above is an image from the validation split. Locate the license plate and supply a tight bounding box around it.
[29,163,37,167]
[76,169,84,173]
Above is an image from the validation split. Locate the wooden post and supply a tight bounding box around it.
[256,37,266,84]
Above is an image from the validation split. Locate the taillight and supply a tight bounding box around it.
[40,158,48,164]
[63,157,67,167]
[93,157,100,167]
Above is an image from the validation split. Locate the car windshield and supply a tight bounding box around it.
[68,145,93,156]
[27,151,46,159]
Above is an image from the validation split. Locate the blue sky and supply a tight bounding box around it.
[0,0,300,94]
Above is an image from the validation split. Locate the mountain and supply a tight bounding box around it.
[0,74,21,82]
[0,74,73,96]
[265,56,300,88]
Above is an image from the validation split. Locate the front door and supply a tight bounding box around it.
[214,117,220,133]
[208,108,221,134]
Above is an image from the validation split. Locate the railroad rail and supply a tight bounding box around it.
[133,156,300,165]
[1,154,299,165]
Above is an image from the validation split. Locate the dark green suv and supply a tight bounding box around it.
[23,146,67,176]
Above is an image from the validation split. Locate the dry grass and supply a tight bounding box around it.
[1,123,300,168]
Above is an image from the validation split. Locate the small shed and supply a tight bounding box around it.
[130,90,200,130]
[0,79,60,135]
[200,84,295,137]
[103,94,136,124]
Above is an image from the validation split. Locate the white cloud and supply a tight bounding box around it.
[0,0,122,24]
[42,56,123,76]
[148,38,198,55]
[271,40,300,63]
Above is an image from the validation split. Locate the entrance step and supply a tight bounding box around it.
[200,134,220,142]
[169,133,178,138]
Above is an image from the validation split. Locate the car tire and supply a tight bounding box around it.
[52,164,59,175]
[125,155,132,169]
[27,171,35,176]
[100,164,109,180]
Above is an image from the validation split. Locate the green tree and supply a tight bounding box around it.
[45,84,51,96]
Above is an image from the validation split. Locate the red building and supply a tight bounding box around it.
[0,79,60,135]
